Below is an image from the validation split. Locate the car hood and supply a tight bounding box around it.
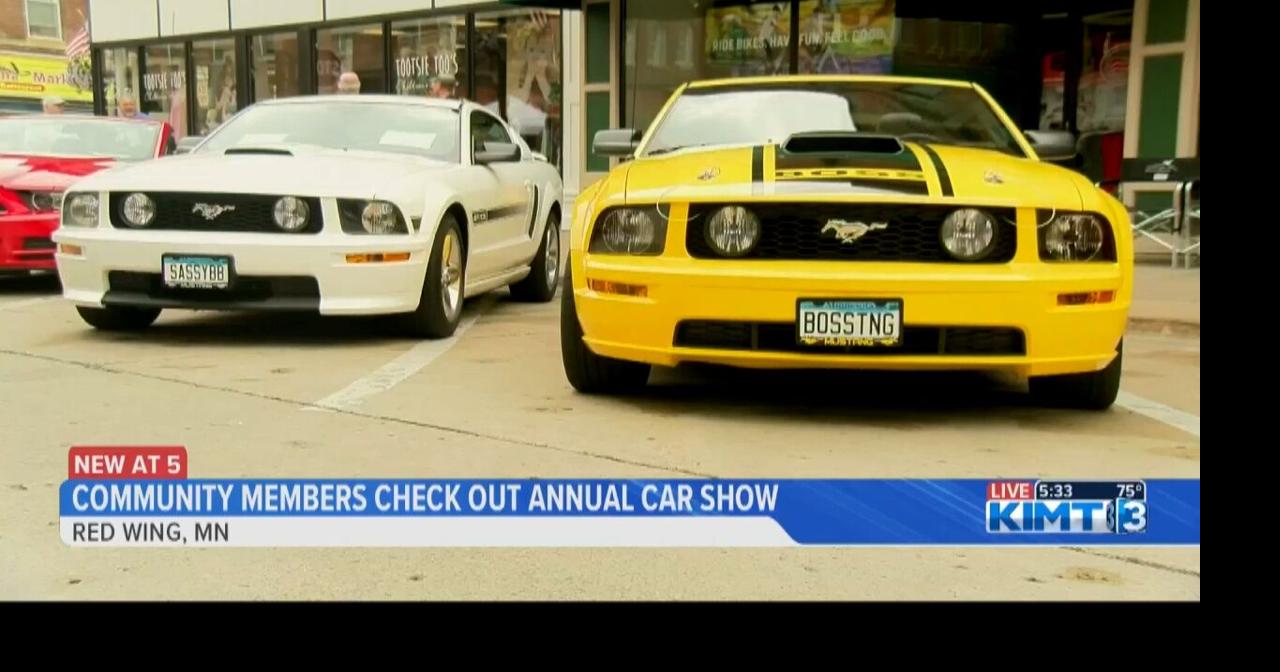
[67,148,456,198]
[0,154,118,191]
[618,142,1084,209]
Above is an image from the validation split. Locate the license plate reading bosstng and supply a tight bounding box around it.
[163,256,230,289]
[798,299,902,347]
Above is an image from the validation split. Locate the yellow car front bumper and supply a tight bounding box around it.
[572,255,1129,378]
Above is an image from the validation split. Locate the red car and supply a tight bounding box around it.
[1,115,173,272]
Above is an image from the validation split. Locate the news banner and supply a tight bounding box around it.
[61,447,1199,547]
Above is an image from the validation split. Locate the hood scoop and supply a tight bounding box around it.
[781,132,904,155]
[223,147,295,156]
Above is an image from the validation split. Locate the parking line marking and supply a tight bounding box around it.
[303,295,496,413]
[0,296,59,311]
[1116,391,1200,438]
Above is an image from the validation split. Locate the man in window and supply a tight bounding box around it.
[337,72,362,94]
[42,96,65,114]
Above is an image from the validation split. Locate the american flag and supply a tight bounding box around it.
[65,25,91,60]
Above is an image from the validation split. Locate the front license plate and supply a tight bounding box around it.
[797,299,903,347]
[162,255,232,289]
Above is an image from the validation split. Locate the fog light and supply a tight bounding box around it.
[940,208,998,260]
[705,206,761,257]
[1058,290,1116,305]
[588,279,648,297]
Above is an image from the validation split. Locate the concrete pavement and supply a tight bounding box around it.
[0,269,1199,600]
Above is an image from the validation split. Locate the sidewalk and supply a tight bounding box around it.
[1130,264,1200,333]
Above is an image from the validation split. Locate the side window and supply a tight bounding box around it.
[470,110,513,159]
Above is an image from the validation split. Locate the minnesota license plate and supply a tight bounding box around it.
[797,299,903,347]
[162,255,232,289]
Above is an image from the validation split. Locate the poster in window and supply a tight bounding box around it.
[704,2,791,75]
[797,0,896,74]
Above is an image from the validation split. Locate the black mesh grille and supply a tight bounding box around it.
[687,204,1017,263]
[106,271,319,308]
[22,237,55,250]
[108,193,323,234]
[675,321,1025,356]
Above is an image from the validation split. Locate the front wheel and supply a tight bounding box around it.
[560,265,650,393]
[509,210,560,303]
[1029,340,1123,410]
[403,214,466,339]
[76,305,161,331]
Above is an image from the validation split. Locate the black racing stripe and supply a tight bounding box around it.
[751,145,764,183]
[920,144,954,197]
[774,150,922,172]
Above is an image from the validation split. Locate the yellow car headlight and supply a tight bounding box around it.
[1038,211,1115,261]
[588,207,666,255]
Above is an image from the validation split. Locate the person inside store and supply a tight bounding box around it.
[117,92,149,119]
[337,72,362,94]
[42,96,66,114]
[474,75,501,114]
[429,74,456,99]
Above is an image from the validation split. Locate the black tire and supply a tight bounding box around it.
[403,214,466,339]
[1030,339,1123,410]
[509,209,561,303]
[76,305,161,331]
[560,265,651,393]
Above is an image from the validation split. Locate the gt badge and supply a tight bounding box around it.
[984,170,1004,184]
[192,203,237,220]
[698,167,720,181]
[822,219,888,244]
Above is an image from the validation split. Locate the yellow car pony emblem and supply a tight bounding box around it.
[822,219,888,244]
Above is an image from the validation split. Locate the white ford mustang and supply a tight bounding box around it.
[53,95,564,337]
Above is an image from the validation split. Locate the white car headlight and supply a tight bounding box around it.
[121,192,156,228]
[62,193,99,227]
[1039,212,1109,261]
[588,207,666,255]
[704,205,761,257]
[338,199,407,234]
[273,196,311,232]
[361,201,398,234]
[940,208,998,261]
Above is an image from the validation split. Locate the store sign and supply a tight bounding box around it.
[142,70,186,98]
[0,52,94,102]
[395,53,460,80]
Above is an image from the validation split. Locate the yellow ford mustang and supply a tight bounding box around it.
[560,75,1131,409]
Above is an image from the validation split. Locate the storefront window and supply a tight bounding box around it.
[1076,10,1131,134]
[316,24,386,95]
[99,47,140,118]
[191,39,237,136]
[475,9,563,169]
[797,0,896,74]
[624,1,790,132]
[142,44,188,139]
[251,33,301,102]
[391,16,466,99]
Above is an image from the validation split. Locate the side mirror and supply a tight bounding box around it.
[474,140,521,164]
[174,135,204,155]
[593,129,641,157]
[1024,130,1077,162]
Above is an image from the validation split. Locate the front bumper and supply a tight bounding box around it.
[0,214,59,270]
[573,255,1129,378]
[52,228,430,315]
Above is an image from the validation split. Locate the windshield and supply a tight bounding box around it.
[0,117,160,161]
[199,102,462,162]
[643,82,1026,158]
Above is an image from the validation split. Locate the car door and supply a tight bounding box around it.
[467,110,536,276]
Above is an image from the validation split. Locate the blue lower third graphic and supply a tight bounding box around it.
[58,479,1199,547]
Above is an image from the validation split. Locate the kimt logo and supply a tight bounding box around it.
[986,499,1110,533]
